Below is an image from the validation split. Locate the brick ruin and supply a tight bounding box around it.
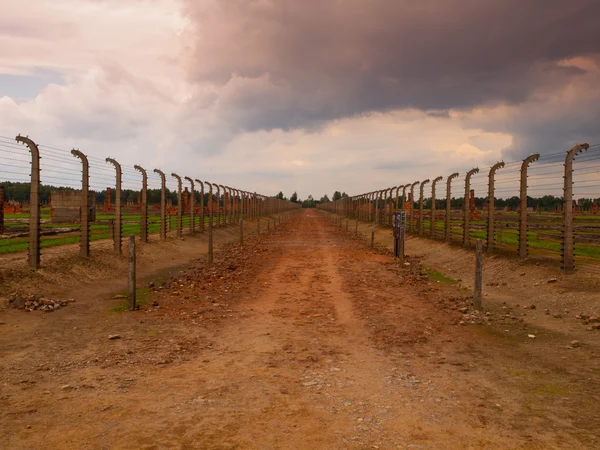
[403,193,413,215]
[183,187,190,213]
[51,190,96,224]
[102,187,113,211]
[469,189,482,220]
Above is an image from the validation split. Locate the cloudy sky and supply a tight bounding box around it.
[1,0,599,199]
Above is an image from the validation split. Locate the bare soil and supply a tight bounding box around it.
[1,211,600,449]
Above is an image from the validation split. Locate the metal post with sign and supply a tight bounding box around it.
[393,211,406,261]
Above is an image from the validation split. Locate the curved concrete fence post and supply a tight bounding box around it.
[235,189,241,223]
[195,179,205,232]
[463,168,480,248]
[374,191,381,225]
[214,184,221,228]
[226,186,234,225]
[205,181,214,227]
[418,179,430,236]
[487,162,505,251]
[445,173,459,242]
[171,173,183,238]
[16,135,41,268]
[72,149,90,257]
[134,165,148,243]
[401,185,409,216]
[218,184,227,225]
[562,143,589,272]
[106,158,123,254]
[517,155,539,258]
[185,177,195,233]
[430,176,443,238]
[387,187,395,226]
[154,169,167,241]
[205,181,214,263]
[409,182,419,233]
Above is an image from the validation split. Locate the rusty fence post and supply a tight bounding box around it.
[463,168,479,248]
[72,149,90,257]
[562,143,589,272]
[154,169,167,241]
[185,177,195,234]
[431,176,443,238]
[171,173,183,238]
[106,158,122,254]
[134,165,148,243]
[418,179,430,236]
[486,162,505,251]
[16,135,41,269]
[517,155,539,258]
[445,173,459,243]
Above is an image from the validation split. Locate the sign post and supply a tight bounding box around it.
[393,211,406,261]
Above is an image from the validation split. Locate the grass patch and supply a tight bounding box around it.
[534,384,571,395]
[109,287,150,312]
[421,266,458,284]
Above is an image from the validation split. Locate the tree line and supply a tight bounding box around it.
[3,182,597,211]
[0,181,214,206]
[275,190,349,208]
[275,189,598,211]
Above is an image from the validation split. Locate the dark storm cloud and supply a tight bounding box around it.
[182,0,600,132]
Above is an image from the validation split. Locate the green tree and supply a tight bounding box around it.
[302,194,316,208]
[290,191,298,203]
[332,191,342,201]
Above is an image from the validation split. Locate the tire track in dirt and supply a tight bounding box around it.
[3,210,599,449]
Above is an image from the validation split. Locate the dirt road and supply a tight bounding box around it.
[1,210,599,449]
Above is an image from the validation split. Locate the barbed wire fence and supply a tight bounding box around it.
[0,134,300,269]
[319,143,600,276]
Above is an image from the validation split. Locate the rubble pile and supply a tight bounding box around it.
[7,293,75,312]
